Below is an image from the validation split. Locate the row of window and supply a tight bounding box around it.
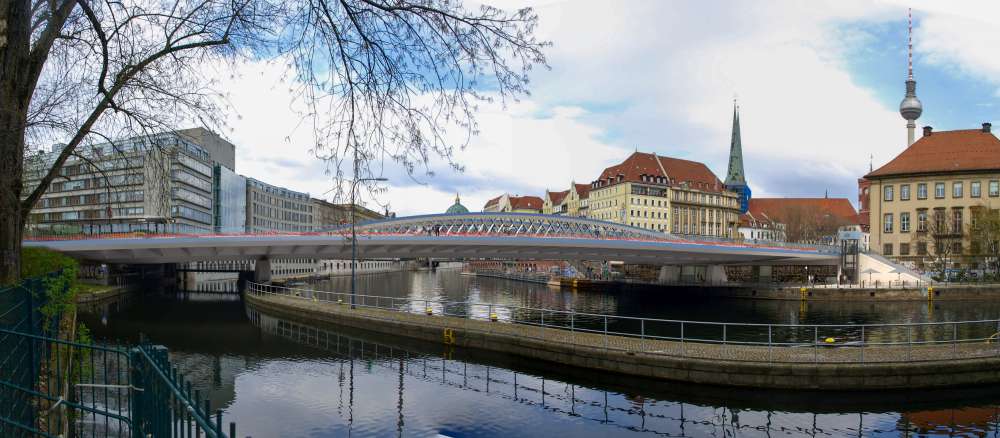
[883,241,962,256]
[883,208,963,234]
[884,181,1000,201]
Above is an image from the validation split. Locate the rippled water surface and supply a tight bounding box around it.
[80,269,1000,437]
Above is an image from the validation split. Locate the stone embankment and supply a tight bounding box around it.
[247,292,1000,390]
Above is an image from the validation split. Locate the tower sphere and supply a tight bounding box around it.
[899,80,922,121]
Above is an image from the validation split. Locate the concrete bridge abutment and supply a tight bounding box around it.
[254,257,272,284]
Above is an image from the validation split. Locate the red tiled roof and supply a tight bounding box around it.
[510,195,543,211]
[547,190,569,205]
[593,152,725,193]
[866,128,1000,178]
[573,183,591,199]
[484,195,502,209]
[748,198,859,225]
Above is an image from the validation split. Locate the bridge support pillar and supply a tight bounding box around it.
[658,266,680,283]
[254,258,272,284]
[757,265,772,283]
[705,265,728,284]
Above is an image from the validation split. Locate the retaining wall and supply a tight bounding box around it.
[247,293,1000,390]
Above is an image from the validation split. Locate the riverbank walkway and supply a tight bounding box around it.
[247,282,1000,389]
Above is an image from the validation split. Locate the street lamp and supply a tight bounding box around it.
[348,176,388,309]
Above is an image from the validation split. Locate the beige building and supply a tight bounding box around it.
[587,152,740,237]
[542,190,569,214]
[565,183,590,217]
[865,124,1000,267]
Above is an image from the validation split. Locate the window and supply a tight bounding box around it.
[900,243,910,256]
[900,212,910,232]
[883,213,893,233]
[972,181,982,198]
[900,184,910,201]
[884,185,894,201]
[952,242,963,255]
[934,209,946,232]
[953,182,963,198]
[917,242,927,255]
[991,181,1000,197]
[953,209,963,234]
[883,243,893,256]
[935,183,945,199]
[917,183,927,200]
[917,210,928,232]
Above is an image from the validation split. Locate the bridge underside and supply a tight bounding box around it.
[26,235,839,266]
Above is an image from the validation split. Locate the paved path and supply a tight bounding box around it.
[250,291,1000,364]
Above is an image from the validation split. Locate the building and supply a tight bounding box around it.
[565,183,590,217]
[245,178,314,233]
[24,131,219,234]
[587,151,741,237]
[176,127,236,171]
[213,165,246,233]
[312,199,385,228]
[483,193,543,213]
[743,197,859,245]
[542,190,569,215]
[724,103,752,213]
[738,211,785,242]
[865,124,1000,267]
[445,194,469,214]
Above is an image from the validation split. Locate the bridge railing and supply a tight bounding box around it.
[248,281,1000,364]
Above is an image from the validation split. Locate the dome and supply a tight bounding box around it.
[446,194,469,214]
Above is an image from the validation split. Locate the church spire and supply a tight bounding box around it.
[725,101,746,186]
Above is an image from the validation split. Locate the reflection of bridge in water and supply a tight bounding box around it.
[247,305,999,437]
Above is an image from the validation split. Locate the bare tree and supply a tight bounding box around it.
[916,209,965,280]
[1,0,549,284]
[778,204,850,244]
[970,206,1000,275]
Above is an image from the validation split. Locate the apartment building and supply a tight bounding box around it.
[246,178,314,233]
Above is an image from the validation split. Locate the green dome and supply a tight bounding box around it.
[446,194,469,214]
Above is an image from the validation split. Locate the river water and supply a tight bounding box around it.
[79,268,1000,437]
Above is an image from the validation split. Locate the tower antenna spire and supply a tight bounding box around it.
[908,8,913,80]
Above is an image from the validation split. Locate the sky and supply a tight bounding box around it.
[215,0,1000,216]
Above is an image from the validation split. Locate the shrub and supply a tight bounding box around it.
[19,247,79,331]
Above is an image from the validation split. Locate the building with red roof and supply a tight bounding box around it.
[542,189,570,214]
[482,193,543,213]
[587,151,741,237]
[862,124,1000,267]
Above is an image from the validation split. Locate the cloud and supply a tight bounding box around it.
[211,0,1000,216]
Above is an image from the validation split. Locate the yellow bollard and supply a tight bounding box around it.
[426,306,434,315]
[927,286,935,301]
[800,287,807,300]
[824,337,835,344]
[489,312,498,322]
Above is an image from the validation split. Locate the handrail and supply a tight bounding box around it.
[248,281,1000,364]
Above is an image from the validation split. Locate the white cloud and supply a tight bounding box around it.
[211,0,1000,215]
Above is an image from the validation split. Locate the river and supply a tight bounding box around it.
[79,268,1000,437]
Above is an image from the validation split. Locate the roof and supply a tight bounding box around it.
[739,211,779,228]
[573,183,591,199]
[748,198,859,225]
[510,195,543,211]
[483,195,502,209]
[547,190,569,205]
[866,128,1000,178]
[593,152,725,193]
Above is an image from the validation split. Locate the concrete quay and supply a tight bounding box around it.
[246,292,1000,390]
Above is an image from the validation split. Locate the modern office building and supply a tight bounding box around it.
[246,178,314,233]
[24,132,218,234]
[213,165,247,233]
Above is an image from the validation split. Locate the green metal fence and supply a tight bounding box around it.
[0,275,237,437]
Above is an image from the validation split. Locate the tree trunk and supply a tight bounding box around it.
[1,0,35,285]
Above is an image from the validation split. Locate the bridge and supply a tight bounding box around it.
[24,213,840,267]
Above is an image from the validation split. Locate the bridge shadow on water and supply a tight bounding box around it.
[79,287,1000,437]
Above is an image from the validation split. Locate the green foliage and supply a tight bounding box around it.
[20,247,79,332]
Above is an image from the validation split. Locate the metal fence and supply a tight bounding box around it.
[0,275,237,437]
[249,281,1000,364]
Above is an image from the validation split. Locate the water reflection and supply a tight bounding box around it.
[77,270,1000,437]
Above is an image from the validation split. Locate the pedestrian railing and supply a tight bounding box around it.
[248,281,1000,365]
[0,275,237,437]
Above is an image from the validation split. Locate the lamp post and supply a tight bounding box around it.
[348,176,388,309]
